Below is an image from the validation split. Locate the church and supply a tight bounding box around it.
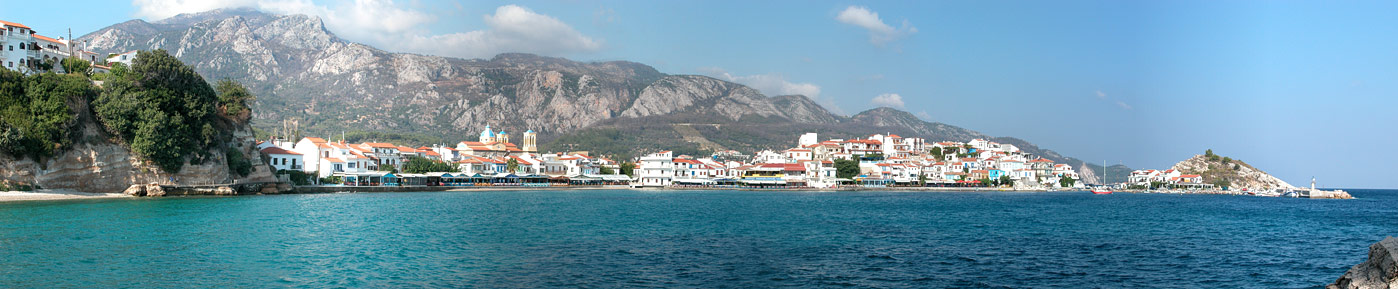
[455,125,538,157]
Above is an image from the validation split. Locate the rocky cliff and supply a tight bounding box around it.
[0,64,276,194]
[1171,154,1293,189]
[1328,237,1398,289]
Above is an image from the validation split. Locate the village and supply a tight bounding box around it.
[0,18,1243,192]
[253,123,1142,190]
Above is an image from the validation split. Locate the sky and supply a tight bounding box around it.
[9,0,1398,189]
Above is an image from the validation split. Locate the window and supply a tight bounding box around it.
[18,43,23,49]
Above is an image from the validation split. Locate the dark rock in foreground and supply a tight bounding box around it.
[1329,236,1398,289]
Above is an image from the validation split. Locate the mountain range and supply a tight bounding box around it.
[77,8,1130,183]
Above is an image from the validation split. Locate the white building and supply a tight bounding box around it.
[635,151,675,187]
[1,20,41,72]
[260,146,304,172]
[106,50,138,67]
[798,132,819,148]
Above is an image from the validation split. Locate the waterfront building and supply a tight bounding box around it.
[260,146,304,172]
[635,151,675,187]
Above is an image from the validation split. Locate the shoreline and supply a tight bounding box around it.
[0,185,1350,203]
[0,190,131,203]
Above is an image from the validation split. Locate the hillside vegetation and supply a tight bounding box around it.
[1,50,256,176]
[0,71,91,161]
[1171,149,1293,189]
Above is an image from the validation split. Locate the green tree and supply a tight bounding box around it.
[834,158,860,179]
[998,175,1013,187]
[619,162,636,177]
[36,59,54,72]
[599,166,615,174]
[214,79,255,122]
[60,58,90,75]
[1212,178,1231,189]
[506,157,520,173]
[225,148,252,177]
[0,71,90,159]
[1059,176,1077,188]
[93,50,224,173]
[918,174,927,186]
[402,156,454,173]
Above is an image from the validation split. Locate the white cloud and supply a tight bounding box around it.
[700,67,821,98]
[700,67,844,115]
[915,110,932,120]
[402,5,602,59]
[871,93,905,109]
[1094,90,1131,110]
[131,1,601,59]
[132,0,258,20]
[835,6,917,46]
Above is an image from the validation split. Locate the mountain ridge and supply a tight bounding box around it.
[76,8,1123,182]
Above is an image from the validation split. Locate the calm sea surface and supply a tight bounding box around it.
[1,189,1395,288]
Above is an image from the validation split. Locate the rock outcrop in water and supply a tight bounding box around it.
[1171,153,1293,190]
[1328,236,1398,289]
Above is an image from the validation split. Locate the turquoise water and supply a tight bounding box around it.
[1,189,1394,288]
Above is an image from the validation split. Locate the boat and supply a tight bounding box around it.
[1091,160,1112,194]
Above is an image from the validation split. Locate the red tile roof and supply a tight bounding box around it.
[260,147,301,155]
[33,34,61,43]
[0,20,32,29]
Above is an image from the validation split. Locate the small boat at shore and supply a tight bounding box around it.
[1091,160,1112,194]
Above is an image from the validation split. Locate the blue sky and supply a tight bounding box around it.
[11,0,1398,188]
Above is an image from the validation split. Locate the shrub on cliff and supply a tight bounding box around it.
[94,50,252,173]
[214,79,255,123]
[225,148,253,177]
[0,69,93,160]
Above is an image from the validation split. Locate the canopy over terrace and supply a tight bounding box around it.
[592,174,632,185]
[334,172,396,186]
[568,175,601,186]
[672,178,716,186]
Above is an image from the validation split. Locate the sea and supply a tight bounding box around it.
[1,189,1394,288]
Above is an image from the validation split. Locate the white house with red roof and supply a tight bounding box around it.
[293,137,331,175]
[783,148,813,162]
[260,146,304,172]
[1,20,42,72]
